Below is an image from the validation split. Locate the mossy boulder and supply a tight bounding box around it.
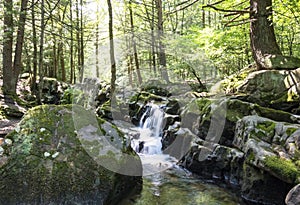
[0,104,142,205]
[237,68,300,112]
[181,98,299,147]
[177,98,300,204]
[233,115,300,184]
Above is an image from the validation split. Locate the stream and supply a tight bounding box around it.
[114,102,246,205]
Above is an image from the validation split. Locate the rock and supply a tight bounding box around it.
[233,115,300,184]
[181,98,298,148]
[165,99,181,115]
[241,163,292,205]
[231,115,300,204]
[141,80,171,97]
[40,77,70,104]
[0,104,142,204]
[179,141,244,185]
[237,68,300,112]
[286,184,300,205]
[260,55,300,70]
[177,97,300,205]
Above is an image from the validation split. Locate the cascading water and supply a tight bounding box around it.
[131,102,174,176]
[118,101,246,205]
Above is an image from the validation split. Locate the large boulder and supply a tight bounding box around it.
[0,105,142,205]
[233,115,300,204]
[237,68,300,112]
[175,97,300,204]
[180,97,299,147]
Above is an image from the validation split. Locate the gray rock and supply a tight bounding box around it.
[286,184,300,205]
[0,104,142,205]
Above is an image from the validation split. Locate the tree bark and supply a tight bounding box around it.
[2,0,14,95]
[70,0,74,83]
[96,2,100,78]
[31,2,38,92]
[37,0,45,104]
[156,0,170,82]
[13,0,29,87]
[107,0,116,95]
[250,0,300,70]
[129,0,142,85]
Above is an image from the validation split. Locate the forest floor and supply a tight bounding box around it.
[0,78,30,137]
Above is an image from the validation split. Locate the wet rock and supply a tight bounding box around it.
[286,184,300,205]
[0,104,142,205]
[179,141,244,185]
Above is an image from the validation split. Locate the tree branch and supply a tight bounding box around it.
[203,4,250,14]
[166,0,201,15]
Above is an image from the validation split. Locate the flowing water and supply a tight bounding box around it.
[116,102,246,205]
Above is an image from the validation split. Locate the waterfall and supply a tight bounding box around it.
[130,102,173,175]
[132,103,164,155]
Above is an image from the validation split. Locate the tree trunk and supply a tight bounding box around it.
[129,0,142,85]
[107,0,116,95]
[156,0,170,82]
[2,0,14,95]
[13,0,29,87]
[60,44,66,82]
[31,2,38,92]
[38,0,45,104]
[80,0,85,82]
[76,0,81,83]
[70,0,74,83]
[250,0,300,70]
[96,2,100,78]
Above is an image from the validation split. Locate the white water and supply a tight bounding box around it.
[117,102,245,205]
[130,102,174,176]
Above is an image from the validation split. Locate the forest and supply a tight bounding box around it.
[1,0,300,205]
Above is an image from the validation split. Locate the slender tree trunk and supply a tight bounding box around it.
[202,0,206,28]
[76,0,81,83]
[70,0,74,83]
[107,0,116,95]
[129,0,142,85]
[37,0,45,104]
[13,0,29,87]
[2,0,14,95]
[79,0,85,82]
[151,0,157,75]
[31,2,38,92]
[60,44,66,81]
[96,2,100,78]
[156,0,169,82]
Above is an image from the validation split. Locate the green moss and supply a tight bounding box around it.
[263,156,300,183]
[286,127,298,136]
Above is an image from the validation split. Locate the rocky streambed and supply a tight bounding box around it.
[0,68,300,204]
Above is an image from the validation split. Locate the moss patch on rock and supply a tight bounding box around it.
[263,156,300,183]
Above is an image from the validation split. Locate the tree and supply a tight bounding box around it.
[129,0,143,85]
[204,0,300,70]
[249,0,300,70]
[2,0,14,95]
[2,0,28,96]
[107,0,116,95]
[156,0,170,82]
